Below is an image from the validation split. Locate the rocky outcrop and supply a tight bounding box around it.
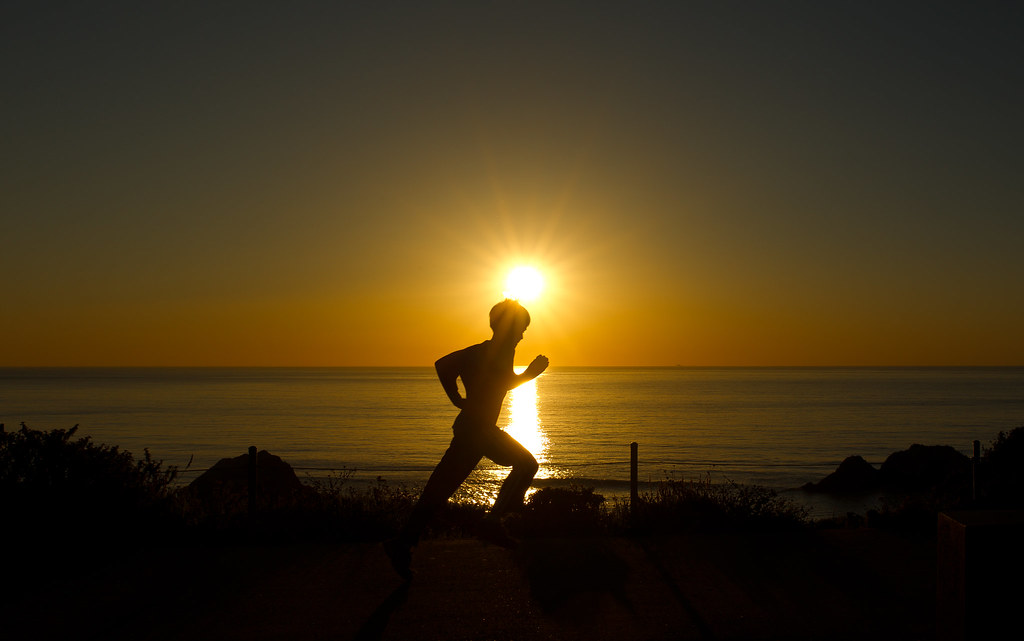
[802,455,880,493]
[806,444,970,495]
[879,444,970,492]
[187,449,308,514]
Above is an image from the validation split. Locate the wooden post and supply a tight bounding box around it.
[630,441,639,514]
[247,446,258,515]
[971,440,980,504]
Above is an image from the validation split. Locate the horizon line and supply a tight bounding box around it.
[3,364,1023,369]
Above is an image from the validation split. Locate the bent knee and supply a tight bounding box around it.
[518,454,539,476]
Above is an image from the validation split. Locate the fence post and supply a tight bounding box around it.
[972,440,980,504]
[248,445,258,515]
[630,441,639,514]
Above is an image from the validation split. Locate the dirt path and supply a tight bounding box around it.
[3,529,935,641]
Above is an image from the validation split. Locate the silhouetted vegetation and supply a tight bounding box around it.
[862,493,954,535]
[1,423,180,546]
[176,466,421,543]
[517,486,608,537]
[626,475,809,534]
[0,423,184,603]
[296,478,809,540]
[15,424,1024,548]
[979,426,1024,507]
[1,424,810,547]
[303,474,419,541]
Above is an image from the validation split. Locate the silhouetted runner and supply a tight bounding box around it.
[386,299,548,579]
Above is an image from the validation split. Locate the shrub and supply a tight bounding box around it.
[518,486,607,537]
[332,476,419,540]
[0,423,179,545]
[865,493,950,535]
[981,426,1024,507]
[628,475,808,533]
[267,474,421,542]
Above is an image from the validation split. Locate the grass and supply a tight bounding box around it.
[627,474,810,533]
[1,423,810,546]
[10,423,1023,546]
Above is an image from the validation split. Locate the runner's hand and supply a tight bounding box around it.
[525,354,549,378]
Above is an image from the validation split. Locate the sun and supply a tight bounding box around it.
[503,266,545,303]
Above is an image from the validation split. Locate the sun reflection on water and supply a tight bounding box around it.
[504,375,547,470]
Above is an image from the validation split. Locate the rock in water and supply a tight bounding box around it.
[803,455,880,493]
[879,444,970,492]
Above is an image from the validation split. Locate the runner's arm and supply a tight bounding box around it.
[435,350,466,408]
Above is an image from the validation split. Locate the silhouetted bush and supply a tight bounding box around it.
[328,476,419,541]
[865,491,958,536]
[177,467,423,543]
[429,500,490,539]
[0,423,179,546]
[626,475,808,533]
[518,486,607,537]
[980,426,1024,508]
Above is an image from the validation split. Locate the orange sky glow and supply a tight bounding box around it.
[2,2,1022,367]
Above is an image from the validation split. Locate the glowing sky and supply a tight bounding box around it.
[2,2,1022,366]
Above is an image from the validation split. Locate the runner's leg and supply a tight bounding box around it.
[484,430,539,517]
[397,435,481,546]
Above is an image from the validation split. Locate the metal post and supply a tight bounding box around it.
[248,445,258,515]
[630,441,639,513]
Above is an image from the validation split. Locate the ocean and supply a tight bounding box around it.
[3,367,1022,518]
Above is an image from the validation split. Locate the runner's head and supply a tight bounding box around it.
[489,299,531,344]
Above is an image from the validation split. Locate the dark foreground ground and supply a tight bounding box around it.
[4,528,935,641]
